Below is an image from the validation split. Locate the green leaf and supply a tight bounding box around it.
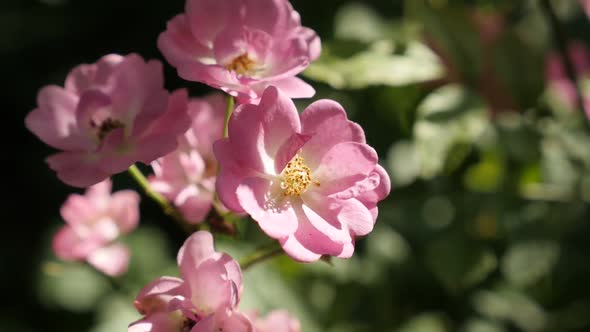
[405,0,482,84]
[426,233,497,292]
[464,153,505,192]
[303,41,443,89]
[473,288,547,331]
[387,140,421,187]
[397,313,448,332]
[462,318,507,332]
[37,261,110,312]
[501,240,560,287]
[90,295,139,332]
[334,2,389,43]
[413,84,489,178]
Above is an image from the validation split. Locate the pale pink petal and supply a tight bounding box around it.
[52,224,108,261]
[108,190,141,233]
[65,54,124,94]
[355,165,391,207]
[217,311,253,332]
[137,89,190,140]
[131,137,181,168]
[226,103,269,172]
[213,139,249,213]
[52,225,85,260]
[299,197,351,244]
[338,242,355,259]
[25,86,92,151]
[330,169,381,200]
[60,194,97,226]
[219,254,243,298]
[46,151,111,188]
[135,276,185,315]
[128,311,185,332]
[185,0,237,45]
[280,209,346,262]
[212,26,259,66]
[236,177,299,239]
[177,62,249,100]
[177,231,216,268]
[242,0,294,35]
[130,89,170,137]
[256,86,302,158]
[185,259,233,317]
[267,77,316,100]
[192,310,253,332]
[336,198,374,237]
[178,195,212,224]
[254,310,300,332]
[300,100,365,168]
[108,55,163,119]
[157,14,212,68]
[274,133,311,174]
[300,27,322,61]
[87,243,130,276]
[312,142,378,195]
[74,89,113,135]
[280,235,322,263]
[84,178,112,203]
[92,217,121,242]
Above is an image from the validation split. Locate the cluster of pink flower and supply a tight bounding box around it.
[25,0,390,331]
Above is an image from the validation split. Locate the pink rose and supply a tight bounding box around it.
[158,0,320,103]
[214,86,391,262]
[248,310,300,332]
[25,54,190,187]
[52,179,139,276]
[149,94,225,224]
[129,231,252,332]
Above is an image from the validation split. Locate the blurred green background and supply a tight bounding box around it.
[5,0,590,331]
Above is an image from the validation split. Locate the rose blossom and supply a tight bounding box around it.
[158,0,320,103]
[247,310,300,332]
[214,86,391,262]
[149,94,225,224]
[25,54,190,187]
[52,179,139,276]
[129,231,252,332]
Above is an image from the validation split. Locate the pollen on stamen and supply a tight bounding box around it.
[225,53,256,75]
[280,154,319,196]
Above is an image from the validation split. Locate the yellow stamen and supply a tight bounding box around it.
[226,53,256,75]
[280,154,319,196]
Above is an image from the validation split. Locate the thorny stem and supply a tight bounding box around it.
[540,0,589,122]
[223,94,235,138]
[128,164,194,234]
[239,243,285,271]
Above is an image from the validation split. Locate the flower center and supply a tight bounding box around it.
[280,154,319,196]
[226,53,256,75]
[180,317,196,332]
[91,118,125,141]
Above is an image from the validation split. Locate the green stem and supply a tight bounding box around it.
[223,94,235,138]
[239,244,284,271]
[128,164,193,233]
